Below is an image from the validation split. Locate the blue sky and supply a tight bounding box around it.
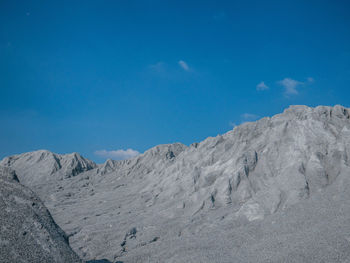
[1,0,350,162]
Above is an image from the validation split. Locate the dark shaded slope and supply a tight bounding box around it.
[0,166,81,263]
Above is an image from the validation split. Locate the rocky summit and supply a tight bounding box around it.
[2,105,350,262]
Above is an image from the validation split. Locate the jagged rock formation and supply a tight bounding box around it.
[2,105,350,262]
[1,151,96,200]
[0,166,81,263]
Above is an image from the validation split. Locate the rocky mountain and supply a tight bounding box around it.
[1,150,97,200]
[2,105,350,262]
[0,166,81,263]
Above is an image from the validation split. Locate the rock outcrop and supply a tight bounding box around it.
[0,166,81,263]
[2,105,350,262]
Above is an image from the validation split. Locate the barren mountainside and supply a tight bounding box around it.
[2,105,350,262]
[0,167,81,263]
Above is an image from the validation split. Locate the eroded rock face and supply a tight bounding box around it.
[0,166,81,263]
[2,105,350,262]
[0,151,96,200]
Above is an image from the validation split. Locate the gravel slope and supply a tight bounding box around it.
[2,105,350,262]
[0,166,81,263]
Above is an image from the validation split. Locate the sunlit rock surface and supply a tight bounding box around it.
[2,105,350,262]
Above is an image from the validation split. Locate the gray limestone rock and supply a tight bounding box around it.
[2,105,350,262]
[0,166,81,263]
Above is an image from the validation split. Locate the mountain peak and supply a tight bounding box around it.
[2,105,350,262]
[142,143,187,160]
[0,150,97,188]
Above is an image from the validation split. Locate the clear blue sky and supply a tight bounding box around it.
[1,0,350,162]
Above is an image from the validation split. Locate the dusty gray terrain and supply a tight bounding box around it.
[2,105,350,262]
[0,166,81,263]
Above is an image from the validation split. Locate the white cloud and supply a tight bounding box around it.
[278,78,303,96]
[178,60,190,71]
[94,149,140,160]
[149,62,165,72]
[241,113,259,121]
[256,81,269,91]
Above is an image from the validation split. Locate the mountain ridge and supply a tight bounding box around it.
[2,104,350,262]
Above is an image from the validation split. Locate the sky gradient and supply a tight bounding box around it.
[1,0,350,162]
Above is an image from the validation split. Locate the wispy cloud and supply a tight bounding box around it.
[213,11,226,21]
[229,121,237,128]
[241,113,259,121]
[256,81,269,91]
[307,77,314,83]
[229,113,259,128]
[94,149,140,160]
[278,78,303,96]
[149,61,165,72]
[178,60,190,71]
